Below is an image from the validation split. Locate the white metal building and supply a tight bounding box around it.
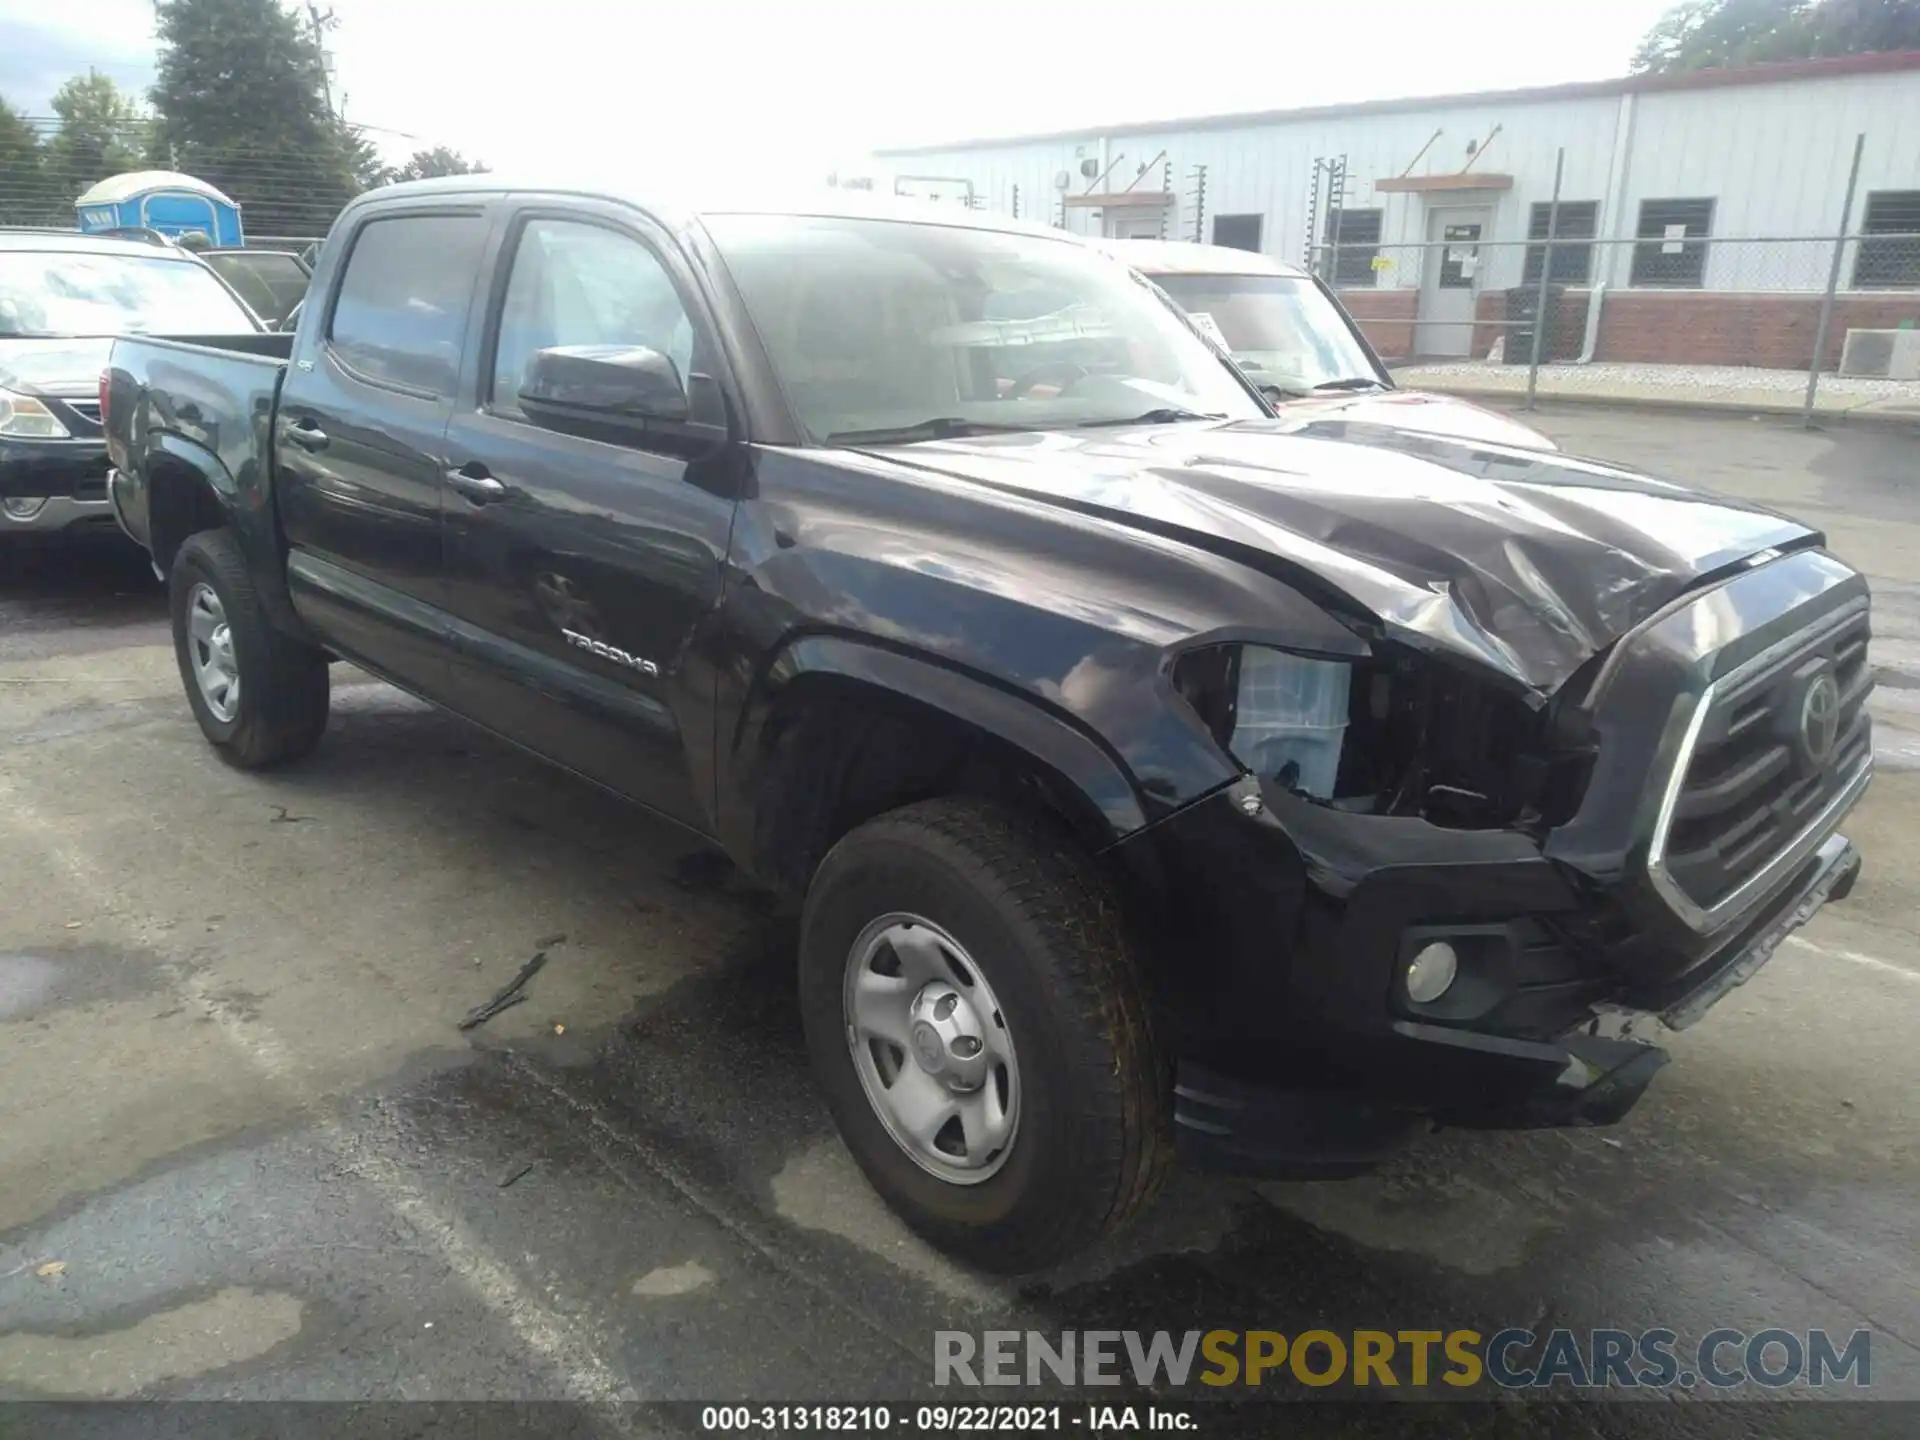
[861,52,1920,365]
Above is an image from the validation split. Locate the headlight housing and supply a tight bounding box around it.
[0,388,71,440]
[1174,644,1352,799]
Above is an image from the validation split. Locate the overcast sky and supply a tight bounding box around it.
[2,0,1675,178]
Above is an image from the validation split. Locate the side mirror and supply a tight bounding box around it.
[279,303,303,334]
[519,344,689,427]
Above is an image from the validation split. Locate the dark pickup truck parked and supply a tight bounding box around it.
[104,180,1872,1273]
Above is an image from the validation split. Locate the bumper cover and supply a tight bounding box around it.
[0,438,110,501]
[0,494,116,535]
[1170,830,1861,1175]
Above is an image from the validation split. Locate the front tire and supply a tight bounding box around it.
[170,529,329,768]
[799,797,1172,1274]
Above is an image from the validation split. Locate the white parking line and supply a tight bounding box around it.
[1785,934,1920,983]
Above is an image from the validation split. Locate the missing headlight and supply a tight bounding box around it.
[1173,641,1586,828]
[1173,645,1351,799]
[1230,648,1351,799]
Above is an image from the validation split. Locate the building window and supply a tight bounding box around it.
[1523,201,1599,285]
[1322,208,1382,288]
[1211,214,1263,252]
[1630,198,1713,288]
[1853,191,1920,289]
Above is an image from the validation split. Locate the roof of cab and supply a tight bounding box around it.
[0,228,205,260]
[354,175,1085,242]
[1088,238,1309,279]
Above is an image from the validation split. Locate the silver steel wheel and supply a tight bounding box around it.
[843,913,1020,1185]
[186,581,241,723]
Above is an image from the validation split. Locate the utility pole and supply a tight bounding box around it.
[307,4,337,118]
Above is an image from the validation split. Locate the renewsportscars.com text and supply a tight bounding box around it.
[933,1328,1871,1391]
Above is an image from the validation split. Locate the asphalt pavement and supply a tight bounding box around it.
[1,409,1916,1436]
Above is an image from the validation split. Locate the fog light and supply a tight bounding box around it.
[1405,941,1459,1003]
[2,497,47,521]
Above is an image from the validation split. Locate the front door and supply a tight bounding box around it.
[439,207,739,828]
[276,207,493,694]
[1416,207,1491,358]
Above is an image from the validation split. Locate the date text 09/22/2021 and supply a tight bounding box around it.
[701,1406,1193,1432]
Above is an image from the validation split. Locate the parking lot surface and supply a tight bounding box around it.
[2,408,1916,1434]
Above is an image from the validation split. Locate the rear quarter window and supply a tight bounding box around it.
[328,214,488,396]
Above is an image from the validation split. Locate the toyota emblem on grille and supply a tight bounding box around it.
[1799,672,1841,767]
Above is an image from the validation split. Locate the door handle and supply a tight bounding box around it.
[285,418,329,451]
[445,461,508,503]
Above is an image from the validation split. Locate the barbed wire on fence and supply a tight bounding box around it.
[0,116,467,238]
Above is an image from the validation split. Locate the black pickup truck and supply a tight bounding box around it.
[103,180,1872,1273]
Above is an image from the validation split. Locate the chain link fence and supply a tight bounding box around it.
[0,116,430,258]
[1306,229,1920,424]
[10,119,1919,423]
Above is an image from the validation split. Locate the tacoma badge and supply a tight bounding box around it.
[561,628,660,677]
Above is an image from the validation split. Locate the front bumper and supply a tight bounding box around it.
[0,494,117,536]
[0,437,110,502]
[1165,825,1861,1176]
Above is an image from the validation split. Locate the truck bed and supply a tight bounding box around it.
[118,331,297,363]
[102,331,298,559]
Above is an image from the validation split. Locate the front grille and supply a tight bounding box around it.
[63,399,101,422]
[1658,600,1871,914]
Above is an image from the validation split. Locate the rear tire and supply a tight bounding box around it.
[799,797,1172,1274]
[170,529,329,768]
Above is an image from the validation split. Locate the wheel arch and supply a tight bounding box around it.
[728,634,1149,898]
[145,436,237,574]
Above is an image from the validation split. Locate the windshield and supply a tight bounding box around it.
[1150,272,1381,395]
[202,252,309,327]
[0,251,258,338]
[704,215,1263,442]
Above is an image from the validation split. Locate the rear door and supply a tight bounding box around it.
[439,202,741,829]
[276,204,494,694]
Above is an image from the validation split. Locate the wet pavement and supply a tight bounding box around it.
[1,411,1916,1435]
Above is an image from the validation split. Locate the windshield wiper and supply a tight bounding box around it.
[826,417,1032,445]
[1312,376,1387,393]
[1076,407,1226,428]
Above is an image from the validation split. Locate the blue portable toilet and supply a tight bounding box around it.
[74,171,245,247]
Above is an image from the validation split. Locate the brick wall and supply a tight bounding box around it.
[1349,284,1920,368]
[1592,291,1920,369]
[1336,288,1418,360]
[1472,290,1592,363]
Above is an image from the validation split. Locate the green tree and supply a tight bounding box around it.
[389,146,488,182]
[0,97,61,226]
[44,72,151,197]
[1632,0,1920,73]
[149,0,364,236]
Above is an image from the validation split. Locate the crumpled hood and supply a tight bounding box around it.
[1273,388,1557,451]
[0,337,114,398]
[866,419,1816,698]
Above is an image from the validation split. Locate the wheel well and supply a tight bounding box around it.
[752,679,1118,898]
[147,458,228,574]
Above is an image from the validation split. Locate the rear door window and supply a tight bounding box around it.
[328,214,488,396]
